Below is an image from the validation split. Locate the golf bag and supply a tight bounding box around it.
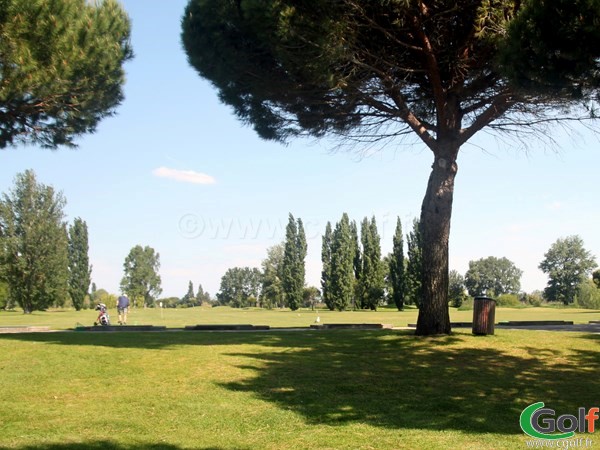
[94,303,110,326]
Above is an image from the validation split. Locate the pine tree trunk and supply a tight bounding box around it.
[415,146,459,336]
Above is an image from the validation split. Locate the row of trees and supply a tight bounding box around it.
[5,169,594,313]
[0,170,170,312]
[322,214,384,311]
[216,214,425,312]
[447,236,597,307]
[217,214,308,310]
[158,281,211,308]
[4,1,600,334]
[322,215,426,312]
[216,212,598,312]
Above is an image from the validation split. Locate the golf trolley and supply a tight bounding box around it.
[94,303,110,326]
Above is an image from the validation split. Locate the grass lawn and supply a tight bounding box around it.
[0,327,599,449]
[0,305,599,330]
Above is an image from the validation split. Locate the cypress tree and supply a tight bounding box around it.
[389,217,406,311]
[68,217,92,311]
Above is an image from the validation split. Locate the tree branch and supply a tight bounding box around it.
[459,92,516,145]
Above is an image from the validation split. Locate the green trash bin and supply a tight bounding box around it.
[472,296,496,335]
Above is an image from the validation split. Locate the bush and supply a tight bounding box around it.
[520,292,543,307]
[575,280,600,310]
[495,294,522,307]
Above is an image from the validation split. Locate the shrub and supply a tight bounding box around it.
[495,293,522,307]
[575,280,600,310]
[520,292,543,307]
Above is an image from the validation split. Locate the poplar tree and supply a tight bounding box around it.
[321,222,333,310]
[0,170,69,313]
[0,0,133,148]
[182,280,195,305]
[195,284,209,306]
[358,217,385,310]
[406,219,423,307]
[350,220,362,309]
[282,214,307,311]
[68,218,92,311]
[329,213,355,311]
[371,218,386,310]
[261,244,284,309]
[389,217,406,311]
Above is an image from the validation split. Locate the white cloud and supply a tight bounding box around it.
[152,167,216,185]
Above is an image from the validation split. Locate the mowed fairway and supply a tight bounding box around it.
[0,324,599,449]
[0,305,599,330]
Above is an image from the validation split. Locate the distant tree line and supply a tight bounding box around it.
[0,170,174,313]
[216,214,308,310]
[446,235,598,309]
[216,213,426,312]
[216,215,600,312]
[4,171,596,313]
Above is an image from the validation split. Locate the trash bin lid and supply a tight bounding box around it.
[474,296,496,302]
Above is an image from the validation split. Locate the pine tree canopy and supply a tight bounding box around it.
[0,0,132,148]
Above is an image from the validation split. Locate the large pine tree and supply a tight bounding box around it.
[182,0,600,334]
[67,218,92,311]
[0,0,133,148]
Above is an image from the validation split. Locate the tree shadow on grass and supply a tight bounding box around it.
[0,330,291,350]
[0,442,238,450]
[0,329,463,350]
[219,331,600,435]
[2,330,598,437]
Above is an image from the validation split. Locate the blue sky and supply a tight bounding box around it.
[1,0,599,298]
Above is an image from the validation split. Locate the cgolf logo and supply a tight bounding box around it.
[520,402,599,440]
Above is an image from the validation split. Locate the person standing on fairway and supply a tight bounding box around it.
[117,294,130,325]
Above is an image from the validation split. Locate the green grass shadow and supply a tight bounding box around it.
[218,331,600,435]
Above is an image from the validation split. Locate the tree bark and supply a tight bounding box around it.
[415,145,459,335]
